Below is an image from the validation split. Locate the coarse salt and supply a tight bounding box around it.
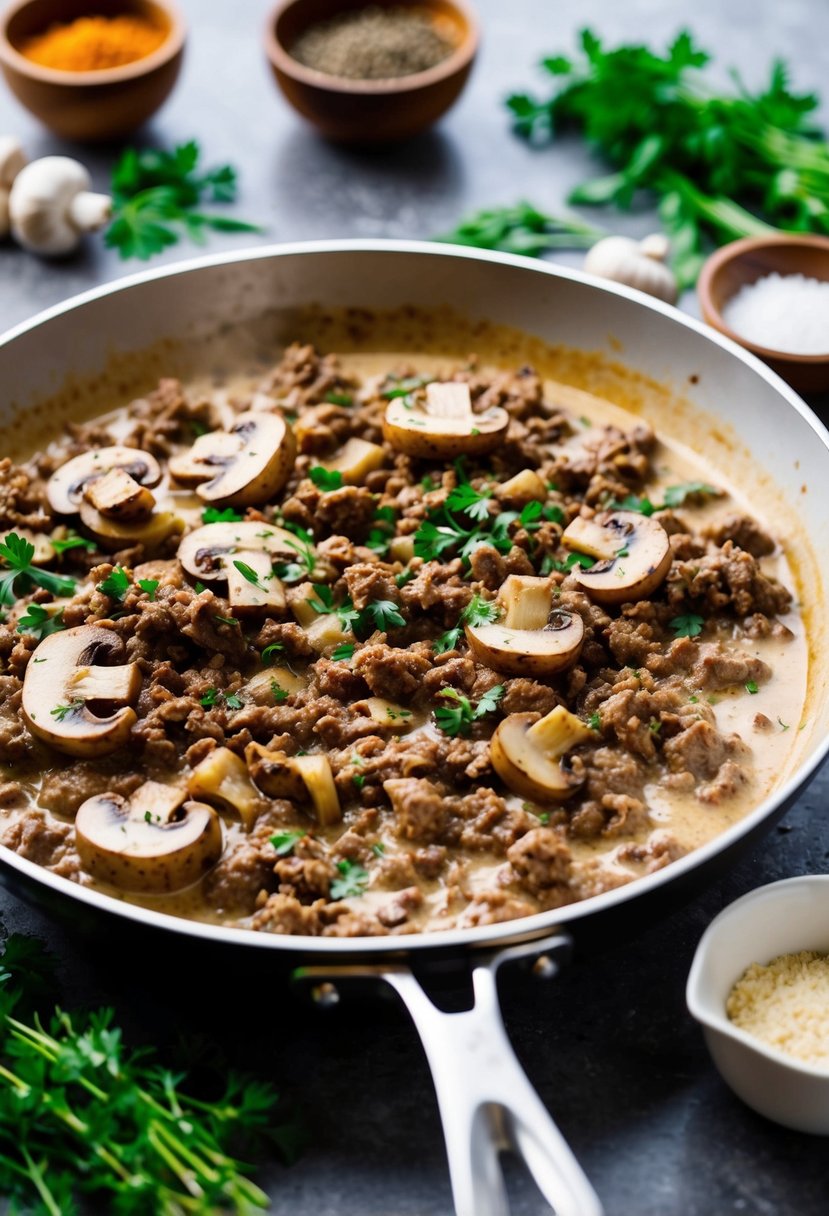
[726,950,829,1067]
[721,272,829,355]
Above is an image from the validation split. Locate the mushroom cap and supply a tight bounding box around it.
[22,625,141,757]
[383,380,509,459]
[75,791,222,893]
[491,707,592,802]
[466,612,585,677]
[78,501,183,553]
[47,446,162,515]
[170,412,297,507]
[9,156,109,256]
[561,509,672,605]
[177,520,301,581]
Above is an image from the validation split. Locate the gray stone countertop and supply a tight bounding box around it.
[0,0,828,1212]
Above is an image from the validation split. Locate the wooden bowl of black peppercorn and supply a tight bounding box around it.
[264,0,478,143]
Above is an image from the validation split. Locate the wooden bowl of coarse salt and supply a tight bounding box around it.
[687,875,829,1134]
[698,234,829,393]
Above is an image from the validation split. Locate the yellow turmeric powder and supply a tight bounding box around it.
[20,14,167,72]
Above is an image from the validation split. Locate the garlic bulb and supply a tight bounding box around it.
[584,233,678,304]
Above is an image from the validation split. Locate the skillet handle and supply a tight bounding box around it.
[382,935,603,1216]
[299,932,603,1216]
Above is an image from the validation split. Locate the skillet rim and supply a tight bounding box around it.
[0,237,827,957]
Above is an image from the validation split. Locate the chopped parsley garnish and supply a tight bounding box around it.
[273,524,316,583]
[352,773,366,790]
[361,599,405,632]
[309,466,343,491]
[395,569,416,588]
[97,566,130,601]
[587,711,601,731]
[549,551,596,573]
[200,687,219,707]
[325,391,354,407]
[232,560,263,588]
[0,533,76,606]
[366,506,397,557]
[213,614,240,627]
[306,584,334,614]
[434,593,499,654]
[224,692,244,710]
[649,718,662,735]
[371,841,385,856]
[261,642,285,663]
[608,483,719,516]
[270,679,289,703]
[16,603,64,639]
[434,684,504,737]
[382,374,433,400]
[778,717,790,731]
[270,830,307,856]
[537,811,551,825]
[669,613,705,638]
[137,578,159,600]
[745,680,759,694]
[202,506,243,524]
[413,467,524,567]
[385,707,412,721]
[328,595,406,636]
[332,642,355,662]
[50,700,83,721]
[51,531,98,555]
[330,859,370,900]
[201,687,243,710]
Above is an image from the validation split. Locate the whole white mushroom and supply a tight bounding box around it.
[0,136,27,239]
[9,156,112,256]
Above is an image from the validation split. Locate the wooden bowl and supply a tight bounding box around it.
[0,0,186,142]
[698,234,829,394]
[264,0,478,144]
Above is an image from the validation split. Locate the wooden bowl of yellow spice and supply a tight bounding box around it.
[0,0,186,142]
[265,0,478,143]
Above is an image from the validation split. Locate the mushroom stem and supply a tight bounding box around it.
[527,706,593,754]
[501,575,553,630]
[68,190,112,233]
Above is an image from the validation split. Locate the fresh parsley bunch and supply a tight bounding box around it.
[106,139,262,261]
[504,30,829,286]
[0,934,299,1214]
[0,532,75,607]
[439,201,604,255]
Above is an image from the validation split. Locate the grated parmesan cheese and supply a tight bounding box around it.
[726,950,829,1067]
[722,272,829,355]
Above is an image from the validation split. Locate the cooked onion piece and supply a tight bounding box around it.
[187,747,263,831]
[383,381,508,459]
[47,446,161,515]
[318,438,385,484]
[22,625,141,757]
[75,783,222,893]
[169,411,297,507]
[491,706,593,801]
[465,575,584,676]
[561,509,671,605]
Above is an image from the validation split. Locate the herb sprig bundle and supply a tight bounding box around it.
[0,934,298,1214]
[507,30,829,286]
[106,140,261,261]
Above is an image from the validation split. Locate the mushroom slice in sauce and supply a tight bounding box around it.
[188,748,264,831]
[47,446,162,515]
[22,625,141,757]
[246,744,342,826]
[383,381,509,459]
[225,550,285,615]
[75,783,222,893]
[465,575,585,676]
[168,411,297,507]
[78,501,184,552]
[491,706,594,802]
[561,509,671,605]
[83,466,156,520]
[177,520,299,582]
[318,438,386,485]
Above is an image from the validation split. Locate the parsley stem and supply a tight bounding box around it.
[20,1146,62,1216]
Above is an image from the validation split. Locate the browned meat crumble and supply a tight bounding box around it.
[0,343,799,936]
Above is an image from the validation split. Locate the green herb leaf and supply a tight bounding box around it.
[434,684,504,737]
[330,858,370,900]
[669,613,705,637]
[661,481,719,508]
[332,642,355,661]
[232,559,263,588]
[261,642,285,663]
[202,505,243,523]
[363,599,406,631]
[745,680,759,694]
[0,532,76,606]
[137,578,159,600]
[97,566,130,601]
[224,692,244,710]
[437,201,604,256]
[270,679,289,703]
[587,711,601,730]
[16,603,65,639]
[200,687,219,707]
[50,699,83,721]
[325,391,354,407]
[309,466,344,491]
[50,531,98,555]
[271,830,307,856]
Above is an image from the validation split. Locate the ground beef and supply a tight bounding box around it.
[2,344,799,939]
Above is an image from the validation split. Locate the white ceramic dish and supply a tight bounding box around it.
[687,875,829,1134]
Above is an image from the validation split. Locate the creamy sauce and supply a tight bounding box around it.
[0,324,811,933]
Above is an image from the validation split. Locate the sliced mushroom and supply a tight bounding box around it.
[47,446,161,515]
[317,438,386,485]
[187,747,264,831]
[494,469,548,507]
[177,521,299,582]
[245,665,306,705]
[491,706,593,801]
[169,411,297,507]
[383,381,509,459]
[17,528,55,565]
[22,625,141,757]
[83,467,156,520]
[353,697,415,732]
[225,550,285,615]
[75,785,222,893]
[465,575,584,676]
[561,509,671,605]
[78,501,184,553]
[245,744,341,826]
[287,582,351,653]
